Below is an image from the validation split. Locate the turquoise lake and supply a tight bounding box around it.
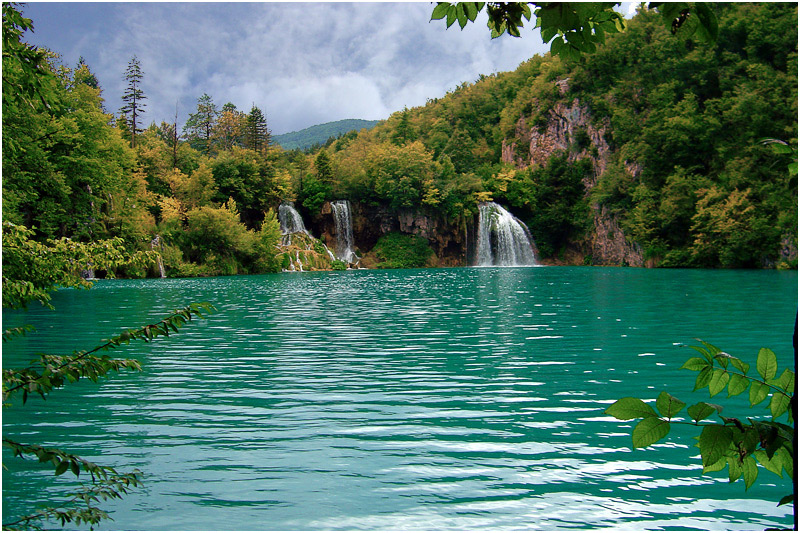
[2,266,797,530]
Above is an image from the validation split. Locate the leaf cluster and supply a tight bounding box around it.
[2,302,214,528]
[431,2,626,60]
[605,341,795,502]
[3,438,142,530]
[649,2,718,43]
[2,3,57,111]
[2,222,158,310]
[2,303,215,406]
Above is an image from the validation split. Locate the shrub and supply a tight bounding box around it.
[371,233,434,269]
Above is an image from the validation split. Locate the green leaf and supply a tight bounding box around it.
[727,456,742,482]
[464,2,480,22]
[769,391,791,418]
[605,397,658,420]
[771,368,795,394]
[742,455,758,489]
[727,373,749,397]
[456,3,468,29]
[708,369,729,397]
[541,26,558,43]
[702,454,727,474]
[446,7,457,28]
[698,425,733,467]
[778,494,794,507]
[632,416,670,448]
[681,357,709,371]
[656,391,685,419]
[55,460,70,476]
[755,449,784,477]
[689,344,712,363]
[756,347,777,381]
[687,402,719,423]
[749,381,769,406]
[694,2,719,43]
[431,3,451,20]
[698,339,722,357]
[776,445,793,477]
[728,356,750,375]
[694,366,713,390]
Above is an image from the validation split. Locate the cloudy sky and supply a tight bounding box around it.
[21,2,637,135]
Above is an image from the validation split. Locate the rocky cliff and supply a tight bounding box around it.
[501,79,645,267]
[313,202,468,267]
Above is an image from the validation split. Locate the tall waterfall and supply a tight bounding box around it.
[331,200,357,263]
[278,202,308,235]
[475,202,538,267]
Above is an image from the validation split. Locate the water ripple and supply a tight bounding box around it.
[2,268,796,530]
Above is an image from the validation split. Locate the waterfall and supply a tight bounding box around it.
[278,202,308,235]
[475,202,538,267]
[331,200,357,264]
[151,235,166,278]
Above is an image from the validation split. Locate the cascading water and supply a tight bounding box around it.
[278,202,308,235]
[151,235,166,278]
[475,202,538,267]
[330,200,357,264]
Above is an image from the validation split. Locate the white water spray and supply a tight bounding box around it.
[278,202,308,235]
[331,200,357,264]
[475,202,538,267]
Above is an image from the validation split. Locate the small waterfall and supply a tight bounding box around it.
[151,235,166,278]
[475,202,538,267]
[278,202,308,235]
[331,200,357,264]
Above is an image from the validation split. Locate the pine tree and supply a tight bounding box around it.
[245,105,271,154]
[183,93,218,155]
[120,56,145,147]
[314,149,334,184]
[74,57,99,89]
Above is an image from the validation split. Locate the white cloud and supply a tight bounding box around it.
[22,2,548,134]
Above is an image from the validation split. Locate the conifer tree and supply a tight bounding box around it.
[183,93,218,155]
[120,55,145,147]
[245,104,271,154]
[74,57,99,89]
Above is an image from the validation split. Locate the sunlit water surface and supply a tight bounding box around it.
[2,267,796,530]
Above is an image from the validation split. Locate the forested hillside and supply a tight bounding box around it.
[273,119,381,151]
[3,3,797,278]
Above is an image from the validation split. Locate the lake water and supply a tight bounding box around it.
[2,267,797,530]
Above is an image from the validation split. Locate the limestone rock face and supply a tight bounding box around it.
[500,81,642,266]
[591,205,644,267]
[313,202,467,267]
[502,98,612,187]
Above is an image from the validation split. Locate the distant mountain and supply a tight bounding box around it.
[273,119,381,151]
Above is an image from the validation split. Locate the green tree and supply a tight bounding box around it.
[245,104,271,154]
[120,55,146,147]
[183,93,218,155]
[215,102,247,151]
[73,57,99,90]
[390,107,417,146]
[314,149,334,184]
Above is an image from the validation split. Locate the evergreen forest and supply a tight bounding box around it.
[3,2,797,281]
